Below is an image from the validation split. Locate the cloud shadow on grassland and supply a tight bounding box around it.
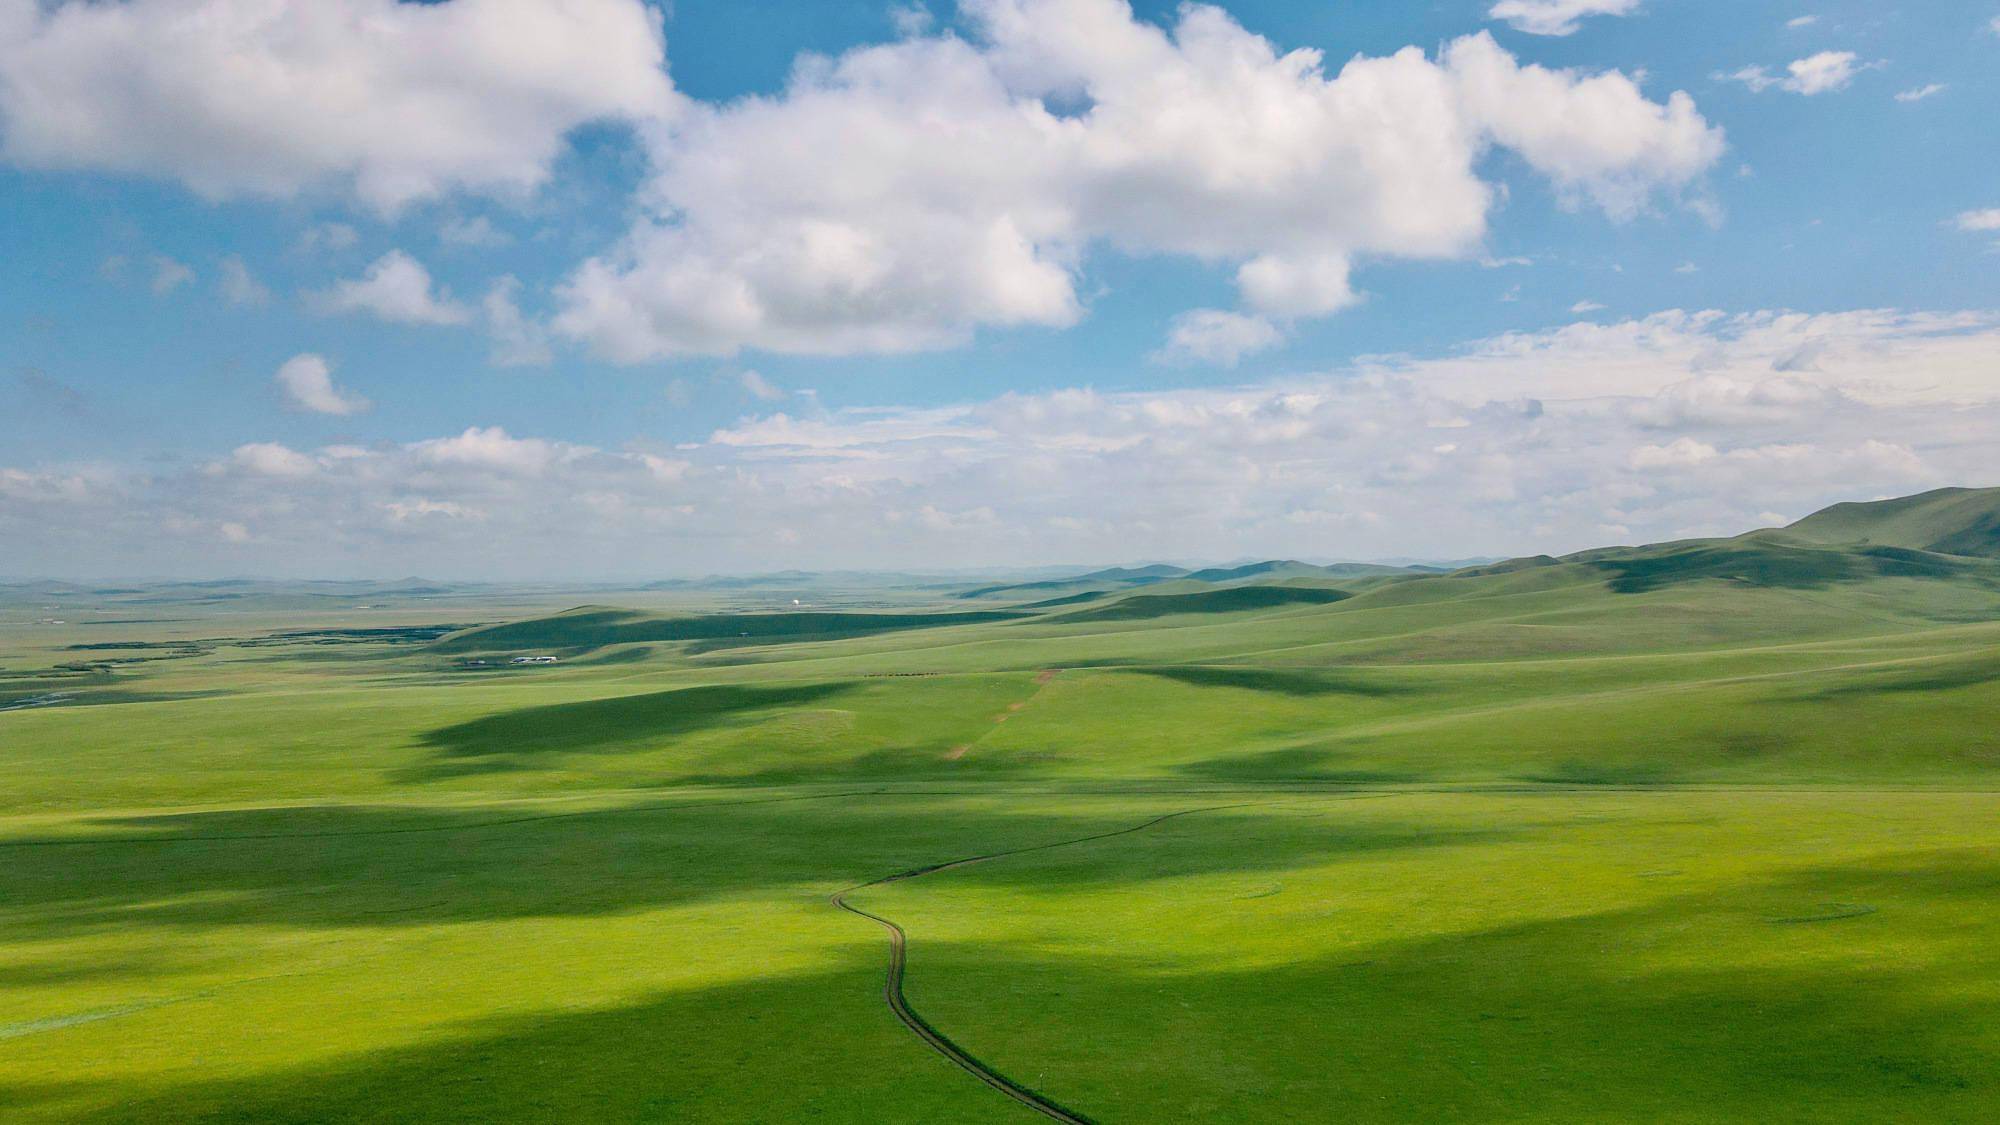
[1130,664,1411,697]
[1173,745,1424,785]
[1779,653,2000,701]
[0,796,1498,943]
[0,958,979,1125]
[396,681,860,781]
[10,848,1997,1122]
[903,849,2000,1119]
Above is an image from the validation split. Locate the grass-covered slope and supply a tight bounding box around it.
[1577,539,1975,594]
[6,486,2000,1123]
[1760,485,2000,557]
[1543,486,2000,594]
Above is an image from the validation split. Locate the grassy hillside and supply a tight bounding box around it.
[1578,539,1977,593]
[4,487,1999,1122]
[954,563,1191,601]
[1545,486,2000,594]
[1761,485,2000,557]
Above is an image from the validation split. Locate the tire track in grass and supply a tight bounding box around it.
[832,803,1252,1123]
[948,668,1063,761]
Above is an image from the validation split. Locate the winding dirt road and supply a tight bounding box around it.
[831,804,1249,1122]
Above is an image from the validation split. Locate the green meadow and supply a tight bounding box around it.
[4,488,1999,1121]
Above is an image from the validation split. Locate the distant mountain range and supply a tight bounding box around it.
[11,487,1996,615]
[952,559,1422,602]
[422,486,2000,658]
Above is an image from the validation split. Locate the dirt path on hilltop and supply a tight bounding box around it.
[946,669,1064,760]
[830,803,1250,1122]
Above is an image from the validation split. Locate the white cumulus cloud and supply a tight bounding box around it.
[230,441,318,477]
[1629,436,1717,469]
[555,2,1720,361]
[0,0,679,213]
[273,353,370,416]
[316,251,471,326]
[413,426,570,474]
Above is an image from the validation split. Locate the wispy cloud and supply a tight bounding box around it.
[149,255,193,296]
[217,256,271,306]
[1488,0,1641,37]
[1152,310,1284,368]
[482,277,553,367]
[1721,51,1872,95]
[440,216,511,249]
[737,370,787,402]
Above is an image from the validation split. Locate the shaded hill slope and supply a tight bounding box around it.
[434,606,1022,654]
[1530,487,2000,595]
[1051,584,1354,622]
[953,564,1189,601]
[958,559,1413,602]
[1755,486,2000,558]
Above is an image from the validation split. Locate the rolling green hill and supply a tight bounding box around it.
[1575,539,1976,593]
[1545,486,2000,594]
[427,488,2000,664]
[7,486,2000,1123]
[1757,485,2000,557]
[953,563,1193,602]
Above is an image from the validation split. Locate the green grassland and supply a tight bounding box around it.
[4,488,2000,1121]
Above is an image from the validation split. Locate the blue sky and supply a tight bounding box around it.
[2,0,1997,578]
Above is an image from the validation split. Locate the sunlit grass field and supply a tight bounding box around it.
[4,541,1999,1120]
